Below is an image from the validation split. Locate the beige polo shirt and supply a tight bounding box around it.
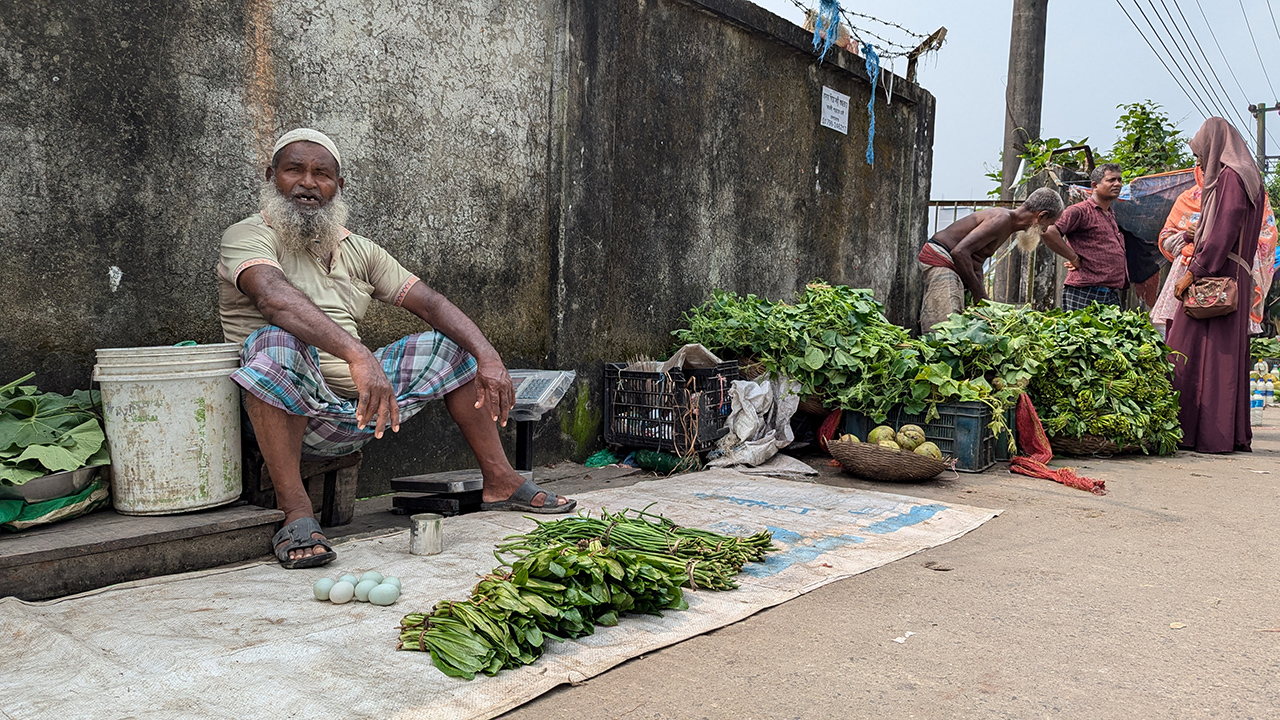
[217,213,419,397]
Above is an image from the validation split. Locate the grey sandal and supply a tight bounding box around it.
[480,479,577,514]
[273,516,337,569]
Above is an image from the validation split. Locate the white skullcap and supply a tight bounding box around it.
[272,128,341,169]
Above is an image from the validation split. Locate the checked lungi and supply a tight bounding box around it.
[1061,285,1123,312]
[232,326,478,458]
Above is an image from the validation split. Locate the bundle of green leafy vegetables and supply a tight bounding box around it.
[926,303,1181,454]
[1024,304,1181,454]
[1252,337,1280,363]
[397,509,774,679]
[0,373,110,486]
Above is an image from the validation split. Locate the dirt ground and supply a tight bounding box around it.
[494,408,1280,719]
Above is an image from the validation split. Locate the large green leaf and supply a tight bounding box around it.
[0,464,45,486]
[9,419,105,473]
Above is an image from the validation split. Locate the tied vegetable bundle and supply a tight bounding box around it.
[1252,337,1280,362]
[398,509,775,680]
[1026,304,1181,454]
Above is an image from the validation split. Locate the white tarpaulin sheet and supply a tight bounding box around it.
[0,470,998,720]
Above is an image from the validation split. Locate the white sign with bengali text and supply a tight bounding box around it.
[820,86,850,135]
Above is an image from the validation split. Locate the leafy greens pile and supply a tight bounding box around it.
[1252,337,1280,363]
[673,283,1022,429]
[672,284,1181,455]
[398,509,774,679]
[0,374,110,486]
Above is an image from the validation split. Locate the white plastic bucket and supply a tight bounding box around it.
[94,358,241,376]
[94,347,243,516]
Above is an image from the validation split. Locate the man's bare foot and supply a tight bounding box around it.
[275,512,331,561]
[481,471,571,508]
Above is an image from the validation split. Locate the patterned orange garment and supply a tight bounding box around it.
[1157,165,1277,332]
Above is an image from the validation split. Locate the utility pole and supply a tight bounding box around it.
[994,0,1049,305]
[1249,102,1280,174]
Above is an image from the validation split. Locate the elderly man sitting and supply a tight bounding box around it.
[218,128,575,569]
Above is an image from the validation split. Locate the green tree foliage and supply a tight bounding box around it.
[1100,101,1194,179]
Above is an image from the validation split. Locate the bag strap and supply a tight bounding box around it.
[1228,252,1252,273]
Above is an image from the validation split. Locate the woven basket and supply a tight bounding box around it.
[828,439,952,482]
[737,358,768,381]
[1048,434,1143,456]
[797,395,829,416]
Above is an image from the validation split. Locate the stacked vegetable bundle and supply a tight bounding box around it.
[397,509,774,679]
[1026,304,1181,454]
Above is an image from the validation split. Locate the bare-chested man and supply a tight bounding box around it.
[917,187,1068,331]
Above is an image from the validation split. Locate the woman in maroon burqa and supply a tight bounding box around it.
[1167,117,1264,453]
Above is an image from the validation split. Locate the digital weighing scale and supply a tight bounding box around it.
[390,369,576,516]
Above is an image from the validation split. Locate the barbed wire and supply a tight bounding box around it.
[785,0,929,58]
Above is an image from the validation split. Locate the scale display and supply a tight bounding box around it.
[508,369,576,421]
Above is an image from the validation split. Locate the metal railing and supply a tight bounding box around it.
[927,199,1017,238]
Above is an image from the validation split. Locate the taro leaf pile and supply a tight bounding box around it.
[1252,337,1280,363]
[1024,304,1181,454]
[398,509,775,680]
[0,373,110,486]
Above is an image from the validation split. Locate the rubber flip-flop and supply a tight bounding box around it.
[480,478,577,514]
[272,516,337,569]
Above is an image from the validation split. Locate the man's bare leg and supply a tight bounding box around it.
[245,393,329,559]
[444,379,569,508]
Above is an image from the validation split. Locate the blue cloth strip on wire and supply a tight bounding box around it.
[863,42,879,165]
[811,0,840,61]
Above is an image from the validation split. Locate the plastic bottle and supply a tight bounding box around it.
[1252,389,1266,426]
[1267,379,1275,406]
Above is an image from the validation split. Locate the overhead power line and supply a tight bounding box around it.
[1239,0,1280,100]
[1190,0,1273,152]
[1115,0,1213,119]
[1143,0,1241,129]
[1167,0,1256,134]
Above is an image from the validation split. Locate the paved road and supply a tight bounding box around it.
[506,410,1280,719]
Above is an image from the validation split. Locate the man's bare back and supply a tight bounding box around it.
[929,207,1017,300]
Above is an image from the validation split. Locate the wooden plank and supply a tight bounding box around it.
[0,504,284,569]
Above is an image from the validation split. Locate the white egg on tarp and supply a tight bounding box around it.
[354,579,380,602]
[359,570,384,585]
[368,582,400,606]
[313,577,336,601]
[382,576,402,590]
[328,581,356,604]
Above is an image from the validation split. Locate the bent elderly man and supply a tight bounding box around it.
[218,128,575,569]
[917,187,1065,331]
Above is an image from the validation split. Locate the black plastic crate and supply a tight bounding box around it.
[603,361,737,454]
[841,401,998,473]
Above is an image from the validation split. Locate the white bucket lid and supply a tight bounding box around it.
[93,357,242,376]
[95,343,241,360]
[93,365,239,383]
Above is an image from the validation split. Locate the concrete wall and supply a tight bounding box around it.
[0,0,934,496]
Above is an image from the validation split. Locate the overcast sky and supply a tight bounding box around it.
[749,0,1280,199]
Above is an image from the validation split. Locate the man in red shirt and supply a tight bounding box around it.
[1043,164,1129,310]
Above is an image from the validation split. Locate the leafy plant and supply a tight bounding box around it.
[1101,101,1194,180]
[1253,336,1280,362]
[985,137,1090,198]
[0,373,110,486]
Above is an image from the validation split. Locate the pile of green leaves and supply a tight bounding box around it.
[673,282,923,421]
[398,510,774,679]
[1251,337,1280,362]
[1,373,110,486]
[1023,305,1181,454]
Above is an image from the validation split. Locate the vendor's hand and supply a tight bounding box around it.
[1064,256,1081,272]
[474,357,515,427]
[350,352,399,438]
[1174,272,1197,300]
[1186,223,1196,242]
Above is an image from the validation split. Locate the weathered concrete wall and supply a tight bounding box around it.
[0,0,934,496]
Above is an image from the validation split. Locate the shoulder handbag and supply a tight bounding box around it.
[1182,230,1252,319]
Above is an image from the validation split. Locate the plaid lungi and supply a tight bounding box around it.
[1062,285,1122,312]
[232,326,478,458]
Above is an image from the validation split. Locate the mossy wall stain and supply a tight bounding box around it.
[559,380,601,462]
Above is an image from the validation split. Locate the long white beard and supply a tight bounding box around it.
[1014,224,1043,253]
[258,181,350,257]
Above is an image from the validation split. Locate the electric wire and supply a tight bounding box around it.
[1144,0,1241,129]
[1115,0,1213,119]
[1268,0,1280,46]
[1238,0,1280,99]
[1167,0,1257,136]
[1191,0,1273,155]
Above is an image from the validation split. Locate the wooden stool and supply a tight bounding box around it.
[240,443,362,527]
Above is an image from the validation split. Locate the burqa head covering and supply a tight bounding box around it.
[1189,117,1262,250]
[272,128,341,171]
